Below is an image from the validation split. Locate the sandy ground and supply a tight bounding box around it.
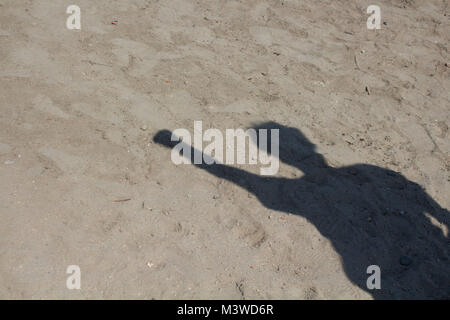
[0,0,449,299]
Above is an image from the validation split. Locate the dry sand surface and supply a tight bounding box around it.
[0,0,449,299]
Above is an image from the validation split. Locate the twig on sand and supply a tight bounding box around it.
[354,55,360,70]
[81,59,112,68]
[112,198,131,203]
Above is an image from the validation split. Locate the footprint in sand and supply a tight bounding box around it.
[32,94,71,119]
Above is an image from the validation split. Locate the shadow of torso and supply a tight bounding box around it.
[243,164,449,299]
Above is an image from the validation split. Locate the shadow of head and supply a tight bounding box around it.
[250,121,328,171]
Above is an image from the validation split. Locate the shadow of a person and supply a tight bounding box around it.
[153,122,449,299]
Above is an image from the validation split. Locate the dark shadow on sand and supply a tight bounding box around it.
[153,122,449,299]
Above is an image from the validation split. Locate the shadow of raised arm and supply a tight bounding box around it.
[153,129,262,193]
